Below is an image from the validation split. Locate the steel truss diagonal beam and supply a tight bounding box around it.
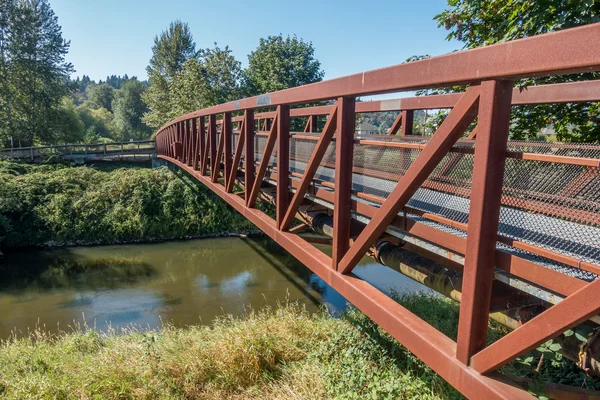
[471,278,600,374]
[280,103,339,230]
[338,86,481,275]
[248,112,279,207]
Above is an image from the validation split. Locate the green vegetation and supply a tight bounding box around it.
[0,160,255,249]
[0,295,594,399]
[0,297,458,400]
[0,0,74,148]
[428,0,600,142]
[142,21,325,130]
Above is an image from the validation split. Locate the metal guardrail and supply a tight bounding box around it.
[0,140,156,161]
[159,23,600,399]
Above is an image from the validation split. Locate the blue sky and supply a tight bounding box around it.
[52,0,461,83]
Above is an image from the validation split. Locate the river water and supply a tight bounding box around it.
[0,236,427,339]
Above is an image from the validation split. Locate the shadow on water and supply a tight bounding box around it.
[0,249,156,292]
[241,237,332,309]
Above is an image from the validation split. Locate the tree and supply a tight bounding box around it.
[170,44,242,116]
[53,97,84,144]
[87,83,114,112]
[113,79,151,141]
[76,105,115,143]
[0,0,13,147]
[7,0,74,146]
[0,0,74,147]
[434,0,600,142]
[142,21,197,130]
[103,74,131,89]
[243,34,324,96]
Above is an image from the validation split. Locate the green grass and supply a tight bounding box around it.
[0,160,255,249]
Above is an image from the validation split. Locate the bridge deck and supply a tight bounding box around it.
[244,132,600,281]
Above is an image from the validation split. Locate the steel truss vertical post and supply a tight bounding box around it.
[223,113,233,185]
[310,115,318,132]
[208,115,217,176]
[212,123,225,183]
[192,118,199,170]
[401,110,414,136]
[248,113,278,208]
[226,119,244,193]
[277,105,290,229]
[183,120,189,164]
[456,80,513,364]
[200,116,207,174]
[177,122,182,160]
[187,119,193,165]
[332,97,355,269]
[244,110,255,206]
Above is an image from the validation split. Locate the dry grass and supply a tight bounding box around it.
[1,294,592,399]
[0,304,335,399]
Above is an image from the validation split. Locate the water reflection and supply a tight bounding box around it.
[0,236,429,339]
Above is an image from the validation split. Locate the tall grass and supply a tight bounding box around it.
[0,295,597,399]
[0,301,461,400]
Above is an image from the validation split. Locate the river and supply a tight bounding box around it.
[0,236,427,339]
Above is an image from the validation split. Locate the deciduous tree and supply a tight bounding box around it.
[170,44,242,116]
[434,0,600,142]
[113,79,151,141]
[243,35,324,96]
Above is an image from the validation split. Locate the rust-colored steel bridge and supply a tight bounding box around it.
[155,24,600,399]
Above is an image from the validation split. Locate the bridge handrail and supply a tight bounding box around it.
[157,22,600,131]
[0,140,156,157]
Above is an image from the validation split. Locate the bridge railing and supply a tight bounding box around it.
[0,140,156,160]
[155,23,600,399]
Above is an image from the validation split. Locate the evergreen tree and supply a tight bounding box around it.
[142,20,197,129]
[87,83,114,112]
[0,0,74,147]
[0,0,13,147]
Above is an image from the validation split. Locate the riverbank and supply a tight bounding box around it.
[1,294,596,399]
[0,296,464,399]
[0,160,256,250]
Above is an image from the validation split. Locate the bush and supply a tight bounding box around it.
[0,160,255,249]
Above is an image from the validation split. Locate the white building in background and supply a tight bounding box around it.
[356,122,378,135]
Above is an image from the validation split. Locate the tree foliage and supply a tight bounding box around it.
[142,21,197,129]
[170,44,242,116]
[87,83,114,112]
[434,0,600,142]
[243,34,324,96]
[0,0,74,147]
[113,79,151,141]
